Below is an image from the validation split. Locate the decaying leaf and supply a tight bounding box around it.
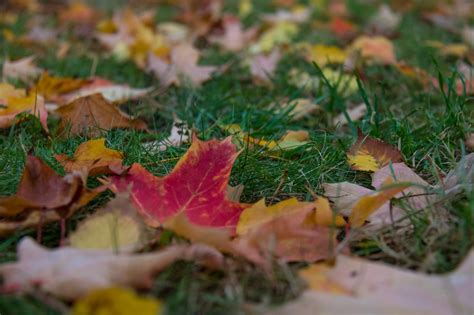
[2,56,42,83]
[250,21,298,53]
[0,237,223,300]
[55,138,125,175]
[56,94,147,136]
[0,156,102,236]
[347,131,403,172]
[272,251,474,315]
[110,135,246,229]
[68,192,149,252]
[72,287,162,315]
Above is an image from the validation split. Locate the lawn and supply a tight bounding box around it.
[0,0,473,314]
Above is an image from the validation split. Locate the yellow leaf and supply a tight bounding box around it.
[299,263,351,295]
[73,287,162,315]
[309,44,347,66]
[349,183,410,227]
[237,198,306,235]
[56,138,124,175]
[251,21,298,53]
[310,196,345,227]
[68,193,147,252]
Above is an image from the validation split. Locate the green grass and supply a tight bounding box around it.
[0,0,473,314]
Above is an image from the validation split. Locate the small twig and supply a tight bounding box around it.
[269,169,288,204]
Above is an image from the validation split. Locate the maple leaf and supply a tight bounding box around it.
[0,237,223,300]
[281,251,474,315]
[56,94,148,136]
[2,56,42,83]
[110,135,246,229]
[209,15,258,52]
[68,192,149,253]
[73,287,162,315]
[346,131,403,172]
[0,156,102,236]
[275,98,321,121]
[147,43,217,87]
[55,138,125,176]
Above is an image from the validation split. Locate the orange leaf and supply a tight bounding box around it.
[56,94,147,136]
[0,93,48,131]
[56,138,125,176]
[347,131,403,172]
[110,135,246,229]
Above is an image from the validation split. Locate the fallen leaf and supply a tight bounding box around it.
[236,198,305,235]
[275,251,474,315]
[425,40,469,58]
[348,35,397,65]
[237,202,336,263]
[248,49,282,83]
[441,153,474,195]
[308,44,347,67]
[250,21,298,54]
[349,182,411,227]
[0,237,223,300]
[276,98,321,121]
[73,287,162,315]
[223,124,308,151]
[367,5,401,35]
[32,72,89,103]
[347,131,403,172]
[332,103,367,126]
[110,135,246,229]
[56,94,147,136]
[0,93,48,131]
[322,182,373,217]
[61,78,153,105]
[372,162,432,211]
[0,155,102,236]
[329,17,357,39]
[261,6,311,23]
[147,43,217,87]
[2,56,42,83]
[68,192,149,252]
[209,15,257,52]
[55,138,125,175]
